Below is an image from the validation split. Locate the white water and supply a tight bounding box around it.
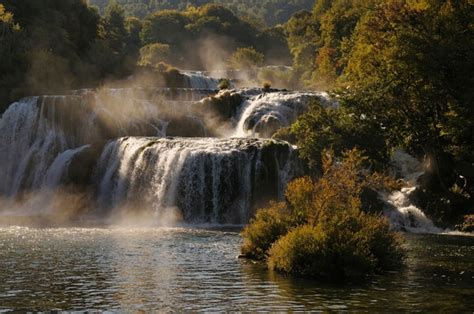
[95,137,299,224]
[383,150,442,234]
[0,88,221,197]
[0,85,463,231]
[0,96,99,196]
[0,87,322,224]
[234,91,332,137]
[183,71,220,90]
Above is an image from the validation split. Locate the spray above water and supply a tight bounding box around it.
[0,74,460,232]
[95,137,299,225]
[0,81,314,226]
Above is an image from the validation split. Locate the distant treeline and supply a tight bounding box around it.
[88,0,315,26]
[0,0,290,111]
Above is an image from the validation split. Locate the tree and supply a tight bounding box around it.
[0,0,102,109]
[140,10,190,46]
[344,0,474,222]
[291,101,389,172]
[138,43,171,66]
[104,1,127,53]
[229,47,264,70]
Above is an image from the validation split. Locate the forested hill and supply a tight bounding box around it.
[88,0,315,26]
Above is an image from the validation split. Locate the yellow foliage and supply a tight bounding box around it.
[0,4,19,31]
[406,0,431,12]
[241,202,300,260]
[242,149,405,278]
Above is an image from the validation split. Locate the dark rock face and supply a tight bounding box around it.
[361,188,386,214]
[67,144,104,187]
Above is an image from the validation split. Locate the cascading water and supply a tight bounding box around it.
[233,91,333,137]
[0,96,99,196]
[44,145,91,188]
[0,88,218,197]
[183,71,221,90]
[95,137,299,224]
[0,85,315,225]
[382,150,442,233]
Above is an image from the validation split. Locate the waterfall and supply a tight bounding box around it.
[183,71,220,90]
[0,96,99,196]
[0,87,310,225]
[233,91,332,138]
[382,150,442,234]
[0,93,162,197]
[44,145,91,188]
[95,137,299,224]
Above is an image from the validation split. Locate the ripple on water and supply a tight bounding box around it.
[0,227,472,311]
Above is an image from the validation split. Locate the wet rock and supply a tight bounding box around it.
[67,143,104,186]
[165,115,209,137]
[199,90,243,120]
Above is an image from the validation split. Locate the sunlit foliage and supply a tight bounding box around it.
[229,47,264,70]
[285,0,473,225]
[242,150,404,278]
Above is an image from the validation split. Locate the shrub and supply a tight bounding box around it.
[241,202,299,260]
[262,81,271,92]
[271,127,296,144]
[285,176,314,221]
[268,225,329,276]
[268,210,404,278]
[457,215,474,232]
[155,61,173,72]
[242,149,405,279]
[258,67,295,89]
[218,79,230,90]
[291,102,390,172]
[229,47,264,70]
[138,43,172,66]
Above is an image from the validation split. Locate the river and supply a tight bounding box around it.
[0,226,472,311]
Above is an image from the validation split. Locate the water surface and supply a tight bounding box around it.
[0,227,472,311]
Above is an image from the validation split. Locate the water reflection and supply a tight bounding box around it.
[0,227,472,311]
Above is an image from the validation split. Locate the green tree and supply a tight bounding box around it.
[138,43,171,66]
[104,1,127,53]
[229,47,264,70]
[140,10,190,46]
[291,101,389,172]
[344,0,474,222]
[0,0,102,109]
